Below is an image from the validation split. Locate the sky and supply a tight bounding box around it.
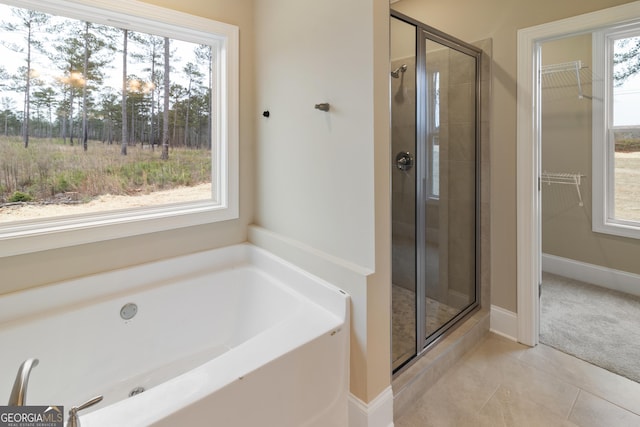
[613,37,640,127]
[0,3,208,112]
[613,72,640,127]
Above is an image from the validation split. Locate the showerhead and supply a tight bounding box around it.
[391,64,407,78]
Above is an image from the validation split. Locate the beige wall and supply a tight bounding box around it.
[253,1,376,270]
[394,0,637,312]
[252,0,391,402]
[541,35,640,275]
[0,0,255,294]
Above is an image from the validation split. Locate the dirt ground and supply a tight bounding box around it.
[0,183,212,223]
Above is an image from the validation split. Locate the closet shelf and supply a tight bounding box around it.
[541,60,591,100]
[541,171,585,206]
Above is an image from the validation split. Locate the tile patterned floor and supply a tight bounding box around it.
[392,284,461,369]
[395,332,640,427]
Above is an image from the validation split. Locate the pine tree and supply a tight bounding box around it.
[1,8,50,148]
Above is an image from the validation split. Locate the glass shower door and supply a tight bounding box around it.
[391,10,480,373]
[418,33,479,347]
[391,15,417,372]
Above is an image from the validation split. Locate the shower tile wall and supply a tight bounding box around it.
[425,39,492,315]
[421,42,475,323]
[444,46,477,312]
[392,55,417,368]
[391,55,416,293]
[426,46,450,309]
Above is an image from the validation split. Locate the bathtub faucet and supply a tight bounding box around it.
[8,358,39,406]
[67,395,103,427]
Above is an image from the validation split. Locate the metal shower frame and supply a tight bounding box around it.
[391,9,483,374]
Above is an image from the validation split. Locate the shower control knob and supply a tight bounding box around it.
[395,151,414,171]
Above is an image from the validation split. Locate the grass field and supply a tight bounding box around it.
[2,137,638,225]
[615,151,640,222]
[0,137,211,205]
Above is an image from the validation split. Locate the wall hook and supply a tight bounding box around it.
[314,103,330,112]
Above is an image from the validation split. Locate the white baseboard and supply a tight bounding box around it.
[348,387,394,427]
[542,253,640,297]
[490,305,518,341]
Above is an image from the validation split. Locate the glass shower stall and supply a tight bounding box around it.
[391,11,481,372]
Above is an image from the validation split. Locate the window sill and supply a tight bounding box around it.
[593,220,640,240]
[0,201,238,257]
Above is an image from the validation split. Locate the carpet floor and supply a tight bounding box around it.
[540,272,640,383]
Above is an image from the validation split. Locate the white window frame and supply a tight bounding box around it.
[0,0,239,257]
[593,22,640,239]
[427,70,440,200]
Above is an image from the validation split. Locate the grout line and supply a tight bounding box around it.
[519,344,640,418]
[478,382,501,413]
[583,390,640,418]
[567,388,581,420]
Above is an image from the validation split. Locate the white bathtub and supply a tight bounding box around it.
[0,244,350,426]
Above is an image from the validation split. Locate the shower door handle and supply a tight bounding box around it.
[395,152,414,171]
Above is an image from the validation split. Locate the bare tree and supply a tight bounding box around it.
[195,44,213,149]
[98,91,119,144]
[0,69,13,136]
[170,83,185,143]
[1,8,50,148]
[130,33,163,148]
[182,62,203,148]
[82,22,90,151]
[51,30,83,146]
[161,37,170,160]
[121,29,128,156]
[1,96,15,136]
[32,87,55,138]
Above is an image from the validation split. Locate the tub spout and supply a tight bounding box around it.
[8,358,39,406]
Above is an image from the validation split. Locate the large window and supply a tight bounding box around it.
[593,23,640,238]
[0,0,238,256]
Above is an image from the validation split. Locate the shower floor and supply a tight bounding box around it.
[392,284,461,369]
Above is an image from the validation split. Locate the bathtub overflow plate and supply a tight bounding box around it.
[120,303,138,320]
[129,386,145,397]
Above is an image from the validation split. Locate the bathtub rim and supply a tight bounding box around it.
[0,243,349,328]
